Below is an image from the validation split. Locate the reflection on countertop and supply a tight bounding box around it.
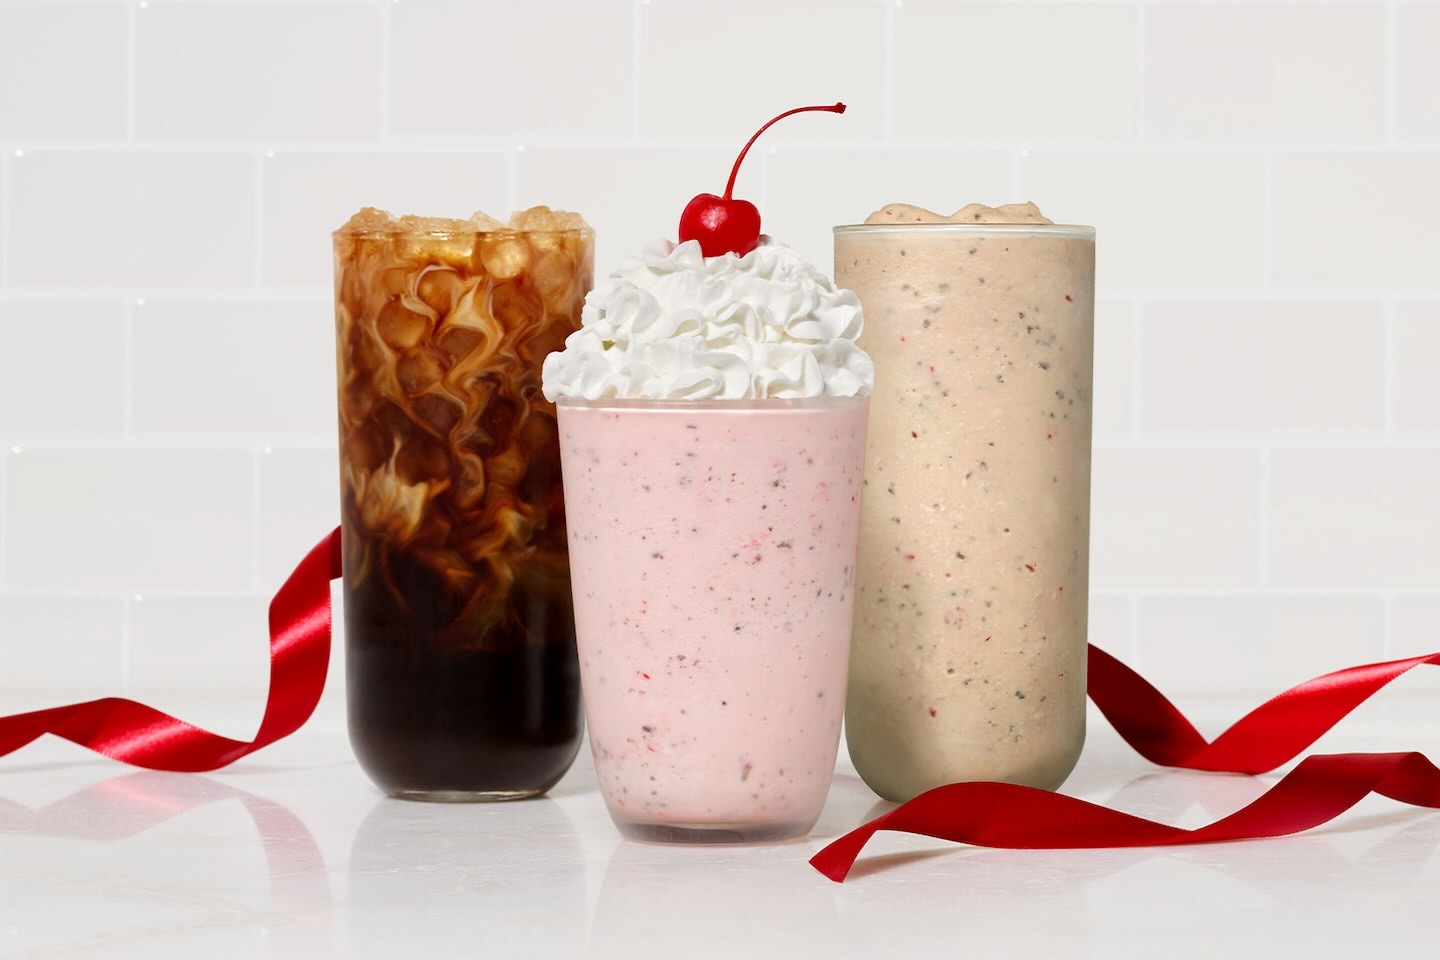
[1,694,1438,959]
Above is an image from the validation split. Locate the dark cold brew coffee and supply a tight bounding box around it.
[333,207,592,799]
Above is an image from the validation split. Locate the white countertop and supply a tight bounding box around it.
[2,689,1438,959]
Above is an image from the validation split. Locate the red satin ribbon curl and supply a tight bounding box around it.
[0,528,341,771]
[811,648,1440,882]
[1,527,1437,884]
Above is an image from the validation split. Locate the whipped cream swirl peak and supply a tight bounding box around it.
[541,238,873,401]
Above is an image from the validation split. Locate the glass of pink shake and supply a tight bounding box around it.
[543,238,873,843]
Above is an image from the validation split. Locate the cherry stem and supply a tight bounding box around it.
[722,102,847,200]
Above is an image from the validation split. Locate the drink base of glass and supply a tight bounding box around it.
[613,816,817,845]
[386,787,549,803]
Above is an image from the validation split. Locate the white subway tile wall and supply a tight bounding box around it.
[130,299,335,439]
[5,448,255,592]
[0,0,1435,700]
[9,151,257,288]
[1271,151,1440,289]
[1393,596,1440,658]
[0,598,124,695]
[1090,447,1262,591]
[891,2,1139,143]
[257,448,339,588]
[1135,595,1386,692]
[1269,448,1440,591]
[134,2,382,140]
[1091,300,1137,443]
[1143,3,1387,144]
[127,595,271,691]
[389,0,633,138]
[1396,3,1440,142]
[1140,300,1386,438]
[0,3,128,141]
[640,1,886,142]
[1394,301,1440,437]
[0,301,127,440]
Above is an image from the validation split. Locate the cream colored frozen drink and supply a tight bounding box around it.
[836,202,1094,802]
[543,237,872,842]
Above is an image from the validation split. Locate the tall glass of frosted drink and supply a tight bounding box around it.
[333,207,593,800]
[557,397,868,842]
[835,204,1095,802]
[543,236,874,842]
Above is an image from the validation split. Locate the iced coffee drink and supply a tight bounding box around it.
[334,206,593,800]
[836,203,1094,802]
[543,237,873,842]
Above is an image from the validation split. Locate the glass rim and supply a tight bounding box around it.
[554,395,869,412]
[833,222,1095,240]
[332,226,594,240]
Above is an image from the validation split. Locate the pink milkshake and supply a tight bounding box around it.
[543,235,872,842]
[542,102,869,842]
[556,397,866,841]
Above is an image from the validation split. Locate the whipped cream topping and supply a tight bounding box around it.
[541,238,873,401]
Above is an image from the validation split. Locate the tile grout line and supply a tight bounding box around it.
[8,139,1440,155]
[631,0,643,138]
[1382,592,1396,658]
[1261,149,1274,288]
[0,141,538,154]
[507,146,519,215]
[882,0,896,145]
[1257,445,1272,590]
[1105,438,1440,450]
[1384,0,1397,145]
[121,593,133,693]
[378,0,391,140]
[760,149,771,224]
[123,299,136,435]
[1130,300,1144,441]
[1127,591,1143,665]
[0,289,332,303]
[0,450,7,592]
[1383,296,1396,438]
[1134,0,1146,144]
[0,439,335,453]
[252,152,265,286]
[1,150,9,289]
[251,448,264,593]
[126,0,138,143]
[1098,588,1440,601]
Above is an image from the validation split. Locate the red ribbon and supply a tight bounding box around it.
[811,647,1440,882]
[2,527,1437,884]
[0,528,340,771]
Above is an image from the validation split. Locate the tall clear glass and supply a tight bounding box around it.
[835,223,1095,802]
[558,397,869,841]
[333,221,593,800]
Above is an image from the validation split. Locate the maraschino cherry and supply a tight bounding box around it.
[679,102,847,258]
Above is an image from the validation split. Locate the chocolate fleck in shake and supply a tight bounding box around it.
[836,202,1095,802]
